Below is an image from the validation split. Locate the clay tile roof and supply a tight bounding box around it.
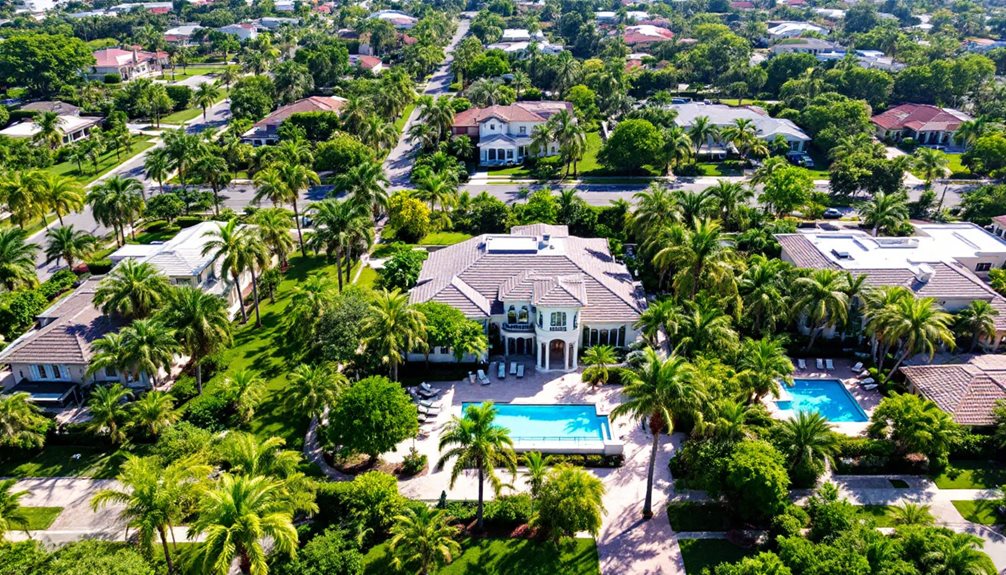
[993,215,1006,228]
[776,234,838,269]
[901,359,1006,425]
[252,96,348,129]
[871,104,972,133]
[623,24,675,45]
[452,101,573,129]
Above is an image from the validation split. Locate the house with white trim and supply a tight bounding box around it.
[450,101,574,166]
[670,101,811,155]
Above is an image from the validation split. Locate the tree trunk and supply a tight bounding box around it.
[336,251,344,292]
[885,348,911,382]
[476,465,485,531]
[233,270,248,323]
[57,210,64,226]
[643,420,660,519]
[159,525,174,574]
[805,325,822,351]
[250,266,262,328]
[196,362,203,394]
[212,187,220,216]
[292,198,306,257]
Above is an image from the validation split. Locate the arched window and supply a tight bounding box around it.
[537,312,543,327]
[550,311,566,328]
[507,305,516,324]
[573,312,578,328]
[518,306,529,323]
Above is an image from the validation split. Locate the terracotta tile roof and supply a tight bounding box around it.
[871,104,972,133]
[777,234,838,269]
[901,358,1006,425]
[452,101,574,129]
[409,231,644,322]
[0,277,122,366]
[252,96,348,129]
[623,24,674,45]
[350,55,382,70]
[92,47,160,68]
[993,215,1006,228]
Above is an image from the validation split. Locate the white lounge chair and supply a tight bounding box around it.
[510,362,517,375]
[416,387,438,399]
[851,361,864,372]
[418,405,441,416]
[420,382,441,396]
[497,362,506,379]
[862,383,878,391]
[477,369,490,385]
[797,358,807,370]
[414,397,437,408]
[516,364,525,378]
[859,369,871,379]
[825,359,835,371]
[816,358,824,370]
[859,377,876,386]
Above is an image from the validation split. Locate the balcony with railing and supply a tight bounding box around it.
[501,322,535,333]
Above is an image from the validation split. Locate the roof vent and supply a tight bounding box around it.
[914,263,935,283]
[831,249,852,260]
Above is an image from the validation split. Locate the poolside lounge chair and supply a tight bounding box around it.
[477,369,490,385]
[859,377,876,386]
[851,361,864,372]
[418,405,441,416]
[816,358,824,370]
[825,359,835,371]
[498,362,506,379]
[416,387,438,399]
[797,358,807,370]
[415,398,437,409]
[418,412,434,423]
[516,364,524,378]
[510,362,518,375]
[862,383,878,391]
[420,382,441,396]
[859,369,871,378]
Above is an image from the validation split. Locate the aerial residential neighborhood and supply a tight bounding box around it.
[4,0,1006,574]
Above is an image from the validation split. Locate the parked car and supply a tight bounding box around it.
[786,152,814,168]
[823,208,843,219]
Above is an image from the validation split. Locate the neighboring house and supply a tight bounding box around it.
[992,215,1006,238]
[871,103,972,147]
[900,355,1006,426]
[89,47,164,81]
[369,9,417,29]
[108,1,172,13]
[486,40,565,58]
[769,38,840,55]
[0,114,102,146]
[451,101,574,166]
[595,10,619,24]
[818,49,905,72]
[19,100,80,115]
[813,8,846,20]
[274,0,294,10]
[766,21,829,40]
[408,224,646,371]
[0,277,125,409]
[241,95,348,145]
[255,17,299,30]
[623,24,674,46]
[16,0,59,16]
[501,28,544,42]
[731,1,756,10]
[349,54,384,74]
[108,221,255,316]
[218,22,258,40]
[776,223,1006,345]
[164,24,204,44]
[965,38,1006,53]
[670,101,811,154]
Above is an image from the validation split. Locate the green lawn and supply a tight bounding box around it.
[21,507,62,530]
[418,231,471,245]
[853,505,897,527]
[363,537,599,575]
[718,98,764,106]
[945,152,971,178]
[160,65,229,82]
[932,460,1006,489]
[952,500,1000,526]
[353,262,378,289]
[395,103,416,134]
[161,107,204,125]
[667,502,733,531]
[485,132,654,180]
[47,137,155,185]
[132,221,181,244]
[0,444,145,479]
[678,539,757,573]
[696,162,744,177]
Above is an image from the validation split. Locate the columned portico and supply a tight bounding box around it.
[537,333,579,371]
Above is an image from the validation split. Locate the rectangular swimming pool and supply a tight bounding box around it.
[462,402,613,443]
[775,378,868,423]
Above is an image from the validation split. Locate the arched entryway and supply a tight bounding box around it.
[549,340,564,368]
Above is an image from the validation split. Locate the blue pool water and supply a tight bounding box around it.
[775,379,868,422]
[462,403,612,442]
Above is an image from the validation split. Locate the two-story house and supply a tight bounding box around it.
[451,101,575,166]
[408,225,646,371]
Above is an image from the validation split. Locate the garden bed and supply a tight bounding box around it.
[667,502,734,531]
[363,537,600,574]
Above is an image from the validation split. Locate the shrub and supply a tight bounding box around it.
[949,430,995,459]
[340,471,405,536]
[0,289,48,340]
[270,527,364,575]
[770,504,809,539]
[37,269,77,299]
[718,439,790,524]
[323,376,418,461]
[103,73,121,84]
[168,375,199,403]
[84,258,113,274]
[166,85,192,110]
[399,447,427,477]
[182,391,232,431]
[151,421,214,462]
[376,246,428,292]
[530,156,562,179]
[485,493,533,525]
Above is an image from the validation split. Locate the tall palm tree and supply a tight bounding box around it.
[250,208,294,269]
[863,285,912,369]
[415,95,456,143]
[688,115,720,157]
[92,455,210,574]
[922,532,995,575]
[438,402,517,531]
[674,296,738,357]
[634,298,679,349]
[739,255,791,335]
[390,506,462,575]
[0,392,49,449]
[882,296,955,379]
[190,474,299,575]
[860,192,909,236]
[44,225,98,270]
[94,260,170,319]
[0,479,30,541]
[1,170,45,229]
[87,176,145,246]
[737,336,794,402]
[706,180,753,230]
[253,164,316,257]
[673,189,716,223]
[222,370,266,425]
[793,269,850,349]
[129,391,178,437]
[364,289,427,381]
[285,274,335,346]
[339,161,390,220]
[163,128,206,186]
[33,111,64,150]
[202,219,251,323]
[239,230,271,328]
[193,153,230,216]
[360,114,399,151]
[0,227,39,291]
[414,172,458,213]
[120,318,179,388]
[85,383,133,445]
[703,400,754,442]
[159,286,232,393]
[144,148,172,195]
[777,411,838,479]
[611,348,704,519]
[652,218,736,298]
[306,199,373,291]
[913,148,950,189]
[660,126,693,176]
[193,82,222,121]
[31,172,84,225]
[720,118,758,160]
[286,363,347,422]
[955,300,999,352]
[581,345,617,387]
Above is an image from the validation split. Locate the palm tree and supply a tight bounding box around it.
[922,532,995,575]
[611,348,704,519]
[652,218,736,298]
[0,479,30,541]
[674,189,716,223]
[92,456,210,574]
[0,228,39,291]
[360,114,399,151]
[634,298,679,349]
[87,176,145,246]
[703,400,754,442]
[737,336,794,402]
[339,161,390,220]
[237,229,271,328]
[739,255,791,335]
[364,289,427,381]
[129,391,178,437]
[193,153,230,216]
[285,274,335,346]
[891,502,935,526]
[721,118,758,160]
[415,95,455,143]
[94,260,170,319]
[222,370,265,425]
[0,392,49,449]
[438,402,517,531]
[829,132,879,161]
[193,82,222,121]
[777,411,838,480]
[307,199,373,291]
[33,111,64,150]
[955,300,999,352]
[1,170,45,229]
[914,148,950,189]
[120,318,179,388]
[660,126,693,176]
[144,148,172,194]
[286,363,347,422]
[414,172,458,213]
[163,128,206,186]
[202,219,251,323]
[31,172,84,225]
[688,115,720,157]
[860,191,909,236]
[159,286,232,393]
[250,208,295,269]
[523,451,550,497]
[86,383,133,445]
[882,296,955,380]
[706,180,753,230]
[253,164,316,257]
[674,296,738,357]
[793,269,850,349]
[389,506,462,575]
[582,345,617,387]
[44,225,97,270]
[190,474,299,575]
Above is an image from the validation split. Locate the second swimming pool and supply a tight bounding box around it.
[462,402,613,442]
[775,378,869,422]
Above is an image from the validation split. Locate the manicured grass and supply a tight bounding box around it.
[485,132,653,179]
[952,500,1000,526]
[21,507,62,530]
[395,103,416,134]
[160,65,228,81]
[47,137,155,185]
[371,242,414,259]
[132,221,181,244]
[854,505,897,527]
[354,263,378,289]
[718,98,764,106]
[666,502,733,531]
[418,231,472,245]
[161,107,204,125]
[696,162,744,177]
[363,537,600,574]
[0,444,145,479]
[678,539,757,573]
[932,460,1006,489]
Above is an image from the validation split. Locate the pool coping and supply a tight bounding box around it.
[458,401,623,455]
[774,378,870,423]
[766,376,875,436]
